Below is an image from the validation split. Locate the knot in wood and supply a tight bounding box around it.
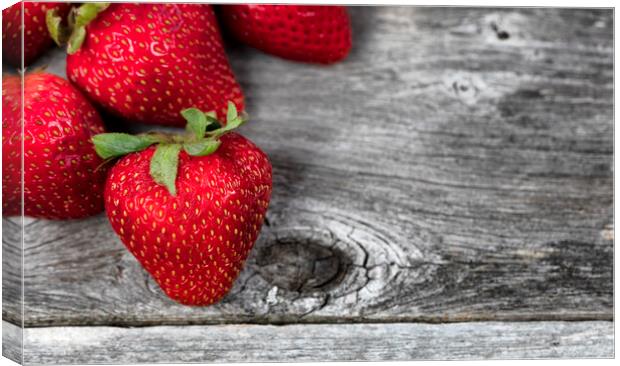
[254,230,346,292]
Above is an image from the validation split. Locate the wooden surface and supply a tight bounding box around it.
[3,320,614,364]
[2,6,613,363]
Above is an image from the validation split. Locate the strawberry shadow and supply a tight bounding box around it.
[345,6,375,61]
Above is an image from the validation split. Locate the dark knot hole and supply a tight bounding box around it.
[254,236,349,293]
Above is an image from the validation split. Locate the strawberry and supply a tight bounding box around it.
[47,3,244,127]
[2,2,71,66]
[218,4,352,64]
[92,103,272,305]
[2,72,107,219]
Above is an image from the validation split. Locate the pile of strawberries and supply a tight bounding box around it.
[2,2,352,306]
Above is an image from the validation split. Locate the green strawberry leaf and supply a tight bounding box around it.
[201,101,245,138]
[74,2,110,27]
[183,139,221,157]
[46,9,69,46]
[226,101,238,124]
[181,109,224,138]
[92,133,157,159]
[208,116,245,139]
[182,108,208,139]
[150,144,182,196]
[67,26,86,55]
[64,3,110,54]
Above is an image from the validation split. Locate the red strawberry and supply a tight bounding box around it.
[2,72,107,219]
[93,104,272,305]
[47,3,244,127]
[2,2,71,66]
[219,5,352,64]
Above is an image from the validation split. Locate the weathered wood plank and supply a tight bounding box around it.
[2,217,22,326]
[2,7,612,326]
[7,321,613,364]
[2,320,22,364]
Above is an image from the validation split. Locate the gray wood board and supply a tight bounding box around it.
[2,320,22,365]
[2,7,613,327]
[2,217,22,325]
[2,320,614,364]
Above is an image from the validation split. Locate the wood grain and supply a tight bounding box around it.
[2,218,22,325]
[2,320,22,364]
[2,7,613,331]
[4,320,613,364]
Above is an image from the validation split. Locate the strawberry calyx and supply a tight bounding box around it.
[92,102,246,196]
[47,2,110,54]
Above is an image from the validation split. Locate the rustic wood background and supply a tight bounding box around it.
[2,6,614,363]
